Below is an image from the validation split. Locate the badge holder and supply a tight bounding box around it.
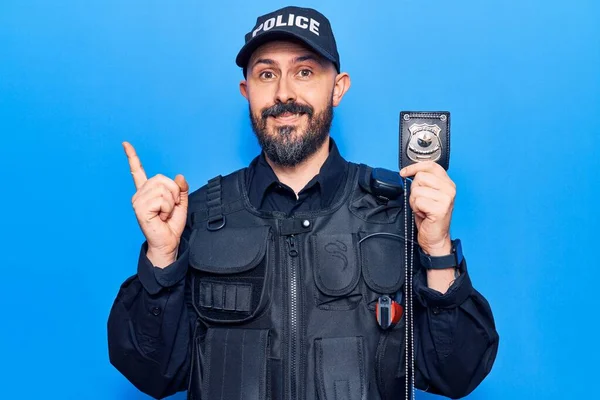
[399,111,450,170]
[398,111,451,400]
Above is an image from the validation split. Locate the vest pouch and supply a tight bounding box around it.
[375,322,406,400]
[189,225,272,323]
[314,336,367,400]
[358,232,406,310]
[310,233,362,311]
[201,327,272,400]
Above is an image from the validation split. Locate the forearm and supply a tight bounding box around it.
[107,240,192,399]
[107,274,191,398]
[413,263,499,398]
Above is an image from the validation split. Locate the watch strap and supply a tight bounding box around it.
[418,239,463,270]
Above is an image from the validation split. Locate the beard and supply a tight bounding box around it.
[249,97,334,167]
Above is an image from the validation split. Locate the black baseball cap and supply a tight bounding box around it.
[236,6,340,76]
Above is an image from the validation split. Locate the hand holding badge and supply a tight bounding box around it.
[399,111,456,255]
[397,112,460,400]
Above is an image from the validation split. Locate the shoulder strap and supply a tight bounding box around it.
[206,175,225,230]
[203,169,249,230]
[357,163,372,193]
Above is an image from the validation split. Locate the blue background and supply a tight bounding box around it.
[1,0,598,398]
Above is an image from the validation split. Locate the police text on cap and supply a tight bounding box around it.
[252,14,320,37]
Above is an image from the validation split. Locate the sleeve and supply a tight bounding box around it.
[412,256,500,399]
[107,227,194,399]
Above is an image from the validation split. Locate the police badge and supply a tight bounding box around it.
[399,111,451,171]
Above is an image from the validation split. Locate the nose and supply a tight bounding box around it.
[275,75,296,104]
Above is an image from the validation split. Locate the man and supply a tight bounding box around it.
[108,6,498,400]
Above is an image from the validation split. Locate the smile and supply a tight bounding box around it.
[271,112,306,123]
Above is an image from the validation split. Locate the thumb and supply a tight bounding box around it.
[174,174,189,204]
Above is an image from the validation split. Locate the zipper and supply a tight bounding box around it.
[287,234,300,399]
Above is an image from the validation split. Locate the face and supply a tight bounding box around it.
[240,40,350,167]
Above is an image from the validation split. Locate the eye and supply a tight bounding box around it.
[298,69,313,78]
[259,71,276,80]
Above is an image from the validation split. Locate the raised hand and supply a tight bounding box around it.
[400,161,455,256]
[123,142,189,268]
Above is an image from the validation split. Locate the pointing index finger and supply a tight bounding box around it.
[122,141,148,189]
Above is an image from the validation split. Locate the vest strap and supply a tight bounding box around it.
[206,175,225,231]
[357,163,372,193]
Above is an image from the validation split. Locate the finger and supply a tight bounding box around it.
[174,175,189,211]
[400,161,445,178]
[123,142,148,190]
[410,186,451,203]
[408,192,427,219]
[159,206,173,222]
[410,192,453,222]
[152,174,182,204]
[412,172,455,193]
[145,196,175,222]
[174,174,189,194]
[133,175,180,205]
[132,181,177,206]
[410,196,442,217]
[146,186,176,212]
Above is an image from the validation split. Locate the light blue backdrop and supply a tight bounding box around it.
[1,0,598,399]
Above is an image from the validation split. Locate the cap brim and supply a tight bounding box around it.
[236,30,339,73]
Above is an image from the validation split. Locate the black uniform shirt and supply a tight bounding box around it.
[246,138,348,214]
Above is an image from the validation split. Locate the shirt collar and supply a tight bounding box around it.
[248,137,348,208]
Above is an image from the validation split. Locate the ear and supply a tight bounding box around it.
[332,72,351,107]
[240,80,249,99]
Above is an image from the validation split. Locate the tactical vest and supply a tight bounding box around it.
[186,162,413,400]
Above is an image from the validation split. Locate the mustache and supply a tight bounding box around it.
[261,102,314,120]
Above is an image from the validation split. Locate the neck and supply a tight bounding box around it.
[265,137,331,197]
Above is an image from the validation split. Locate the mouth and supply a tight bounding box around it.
[270,112,306,123]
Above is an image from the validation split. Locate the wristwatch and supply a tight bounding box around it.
[418,239,463,270]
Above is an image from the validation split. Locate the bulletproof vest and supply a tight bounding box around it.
[186,162,412,400]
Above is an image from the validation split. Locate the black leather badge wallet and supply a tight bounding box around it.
[399,111,451,171]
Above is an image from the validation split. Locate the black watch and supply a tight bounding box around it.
[418,239,464,270]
